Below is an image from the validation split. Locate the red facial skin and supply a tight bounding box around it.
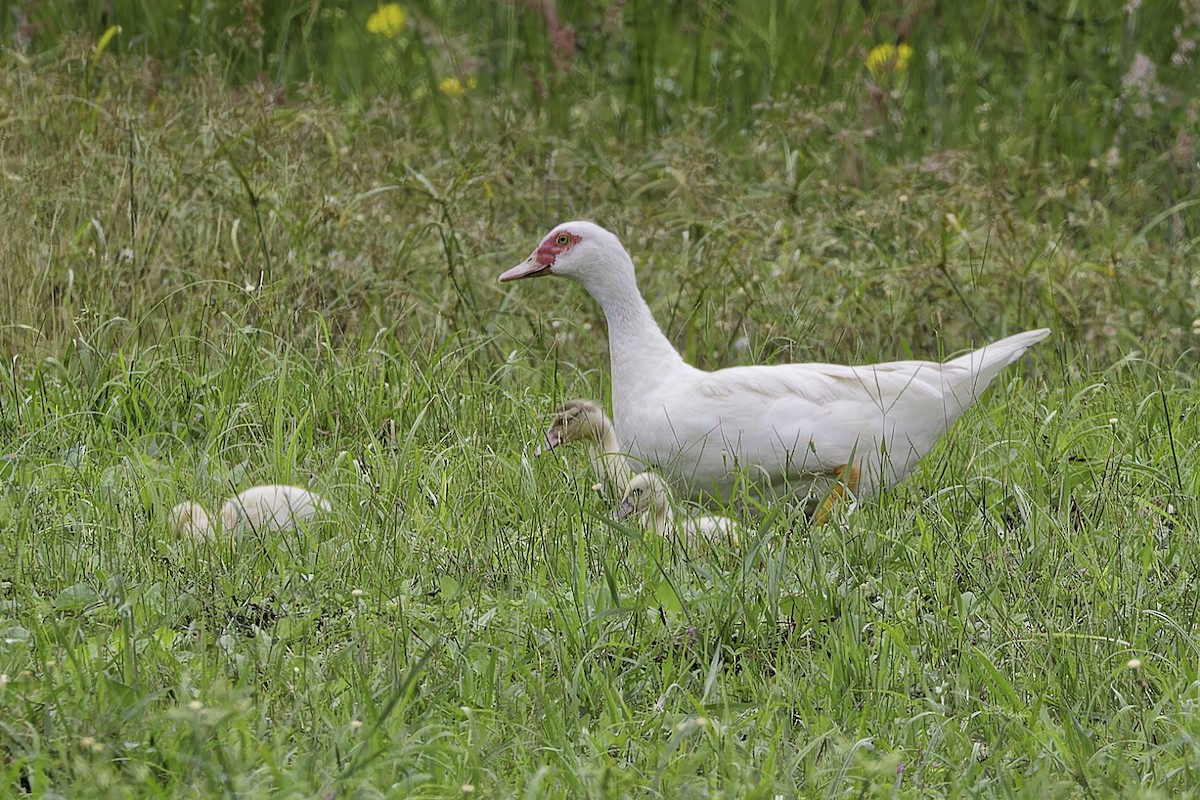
[534,231,581,267]
[499,229,583,282]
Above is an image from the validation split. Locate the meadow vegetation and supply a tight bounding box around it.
[1,0,1200,796]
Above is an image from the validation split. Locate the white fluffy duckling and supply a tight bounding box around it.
[170,484,331,540]
[537,399,632,498]
[615,471,741,551]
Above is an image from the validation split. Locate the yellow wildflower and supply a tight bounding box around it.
[439,76,477,97]
[367,4,406,38]
[866,42,914,77]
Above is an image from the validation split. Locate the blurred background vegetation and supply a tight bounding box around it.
[1,0,1197,368]
[7,0,1197,165]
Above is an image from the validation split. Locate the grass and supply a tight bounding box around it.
[1,2,1200,796]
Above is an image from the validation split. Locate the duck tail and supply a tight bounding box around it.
[945,327,1051,402]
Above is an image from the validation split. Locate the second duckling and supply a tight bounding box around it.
[615,471,741,551]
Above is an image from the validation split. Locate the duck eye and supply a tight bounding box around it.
[555,234,570,246]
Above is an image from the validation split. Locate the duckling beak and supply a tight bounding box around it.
[499,254,552,282]
[614,497,636,521]
[534,426,561,456]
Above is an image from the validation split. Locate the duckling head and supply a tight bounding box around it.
[614,471,669,524]
[169,501,215,540]
[536,399,606,454]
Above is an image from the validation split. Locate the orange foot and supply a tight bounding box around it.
[811,463,861,526]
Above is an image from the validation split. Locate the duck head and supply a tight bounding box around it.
[499,221,633,289]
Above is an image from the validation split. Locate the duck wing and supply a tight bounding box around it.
[629,329,1050,497]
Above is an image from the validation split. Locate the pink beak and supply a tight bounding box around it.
[499,255,552,282]
[534,426,561,456]
[614,496,636,521]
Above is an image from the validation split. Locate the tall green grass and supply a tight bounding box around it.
[4,313,1200,794]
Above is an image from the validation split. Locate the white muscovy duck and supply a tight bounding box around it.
[500,221,1050,507]
[536,399,632,498]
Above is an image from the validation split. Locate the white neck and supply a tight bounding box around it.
[572,248,688,420]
